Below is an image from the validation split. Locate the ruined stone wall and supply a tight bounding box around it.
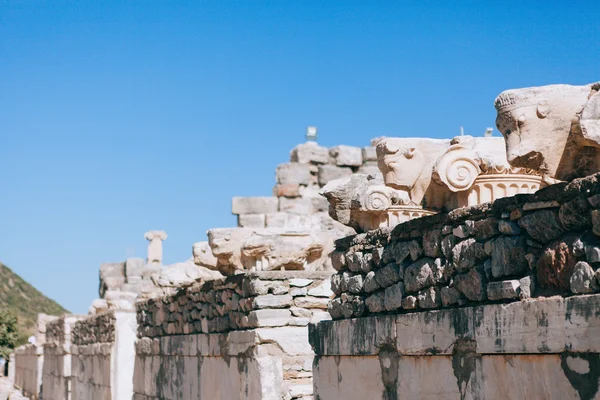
[134,271,333,399]
[42,315,84,400]
[13,345,42,400]
[70,310,137,400]
[328,173,600,319]
[309,173,600,399]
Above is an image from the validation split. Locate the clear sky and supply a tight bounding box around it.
[1,1,599,314]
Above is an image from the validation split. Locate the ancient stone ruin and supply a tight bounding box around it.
[9,81,600,400]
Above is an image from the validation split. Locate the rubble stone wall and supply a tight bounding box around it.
[329,173,600,319]
[71,310,137,400]
[134,271,333,399]
[13,345,42,400]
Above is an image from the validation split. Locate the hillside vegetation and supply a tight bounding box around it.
[0,262,68,344]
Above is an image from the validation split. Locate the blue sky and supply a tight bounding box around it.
[1,1,599,313]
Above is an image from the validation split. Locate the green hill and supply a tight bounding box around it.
[0,261,68,344]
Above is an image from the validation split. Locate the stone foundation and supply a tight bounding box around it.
[310,294,600,400]
[134,271,333,399]
[13,345,42,400]
[71,310,137,400]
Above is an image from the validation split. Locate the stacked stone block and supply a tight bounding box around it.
[233,141,380,230]
[327,172,600,319]
[135,271,333,399]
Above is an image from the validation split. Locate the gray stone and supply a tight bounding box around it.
[252,294,294,309]
[374,262,402,288]
[404,258,434,293]
[431,258,448,284]
[440,286,461,306]
[329,145,363,167]
[473,218,499,240]
[490,236,527,278]
[518,210,564,243]
[327,298,343,319]
[290,142,329,164]
[346,251,373,273]
[573,238,586,257]
[330,273,342,295]
[454,267,487,301]
[386,240,422,264]
[452,238,486,273]
[331,251,346,271]
[347,274,364,294]
[570,261,598,294]
[417,287,441,309]
[453,221,474,238]
[519,275,535,299]
[363,271,381,293]
[365,292,386,313]
[276,163,312,185]
[232,196,278,214]
[339,271,352,293]
[559,196,591,231]
[441,235,456,258]
[487,280,520,300]
[422,229,442,257]
[317,165,353,186]
[585,245,600,263]
[498,219,521,235]
[384,282,405,311]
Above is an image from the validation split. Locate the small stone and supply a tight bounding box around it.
[510,208,523,220]
[327,299,344,319]
[294,296,330,309]
[417,287,441,309]
[365,292,386,313]
[487,280,520,300]
[339,271,352,293]
[330,273,342,295]
[570,261,598,294]
[423,229,442,258]
[453,224,471,239]
[559,196,591,231]
[290,288,308,297]
[290,141,330,164]
[588,194,600,208]
[401,295,418,309]
[384,282,405,311]
[404,258,435,293]
[454,267,487,301]
[585,245,600,263]
[347,274,364,294]
[490,236,527,278]
[452,238,486,273]
[440,286,461,307]
[363,271,381,293]
[347,251,373,273]
[498,220,521,235]
[593,210,600,236]
[573,239,585,257]
[442,225,452,235]
[523,200,560,211]
[290,306,312,318]
[329,145,363,167]
[308,280,334,297]
[372,247,385,266]
[331,250,346,271]
[289,278,314,288]
[441,235,456,258]
[473,218,499,240]
[519,275,535,299]
[518,210,564,244]
[374,262,402,288]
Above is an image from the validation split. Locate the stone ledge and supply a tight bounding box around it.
[309,294,600,356]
